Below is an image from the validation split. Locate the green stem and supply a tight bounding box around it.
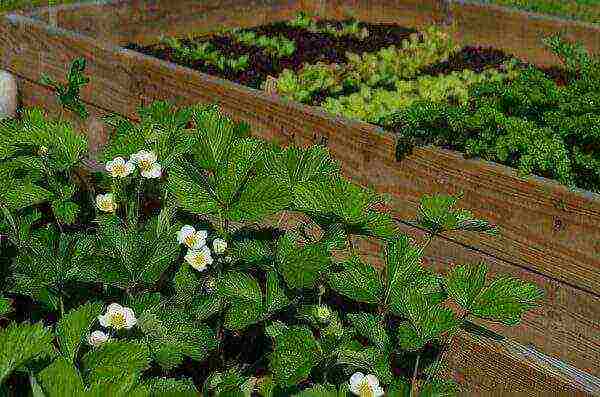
[59,296,65,318]
[411,353,421,397]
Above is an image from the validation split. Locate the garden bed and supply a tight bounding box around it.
[1,0,600,394]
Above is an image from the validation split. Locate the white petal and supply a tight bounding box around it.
[177,225,196,244]
[122,307,137,329]
[98,314,109,328]
[366,374,380,388]
[349,372,365,388]
[125,161,136,174]
[149,163,162,178]
[106,303,123,315]
[372,385,385,397]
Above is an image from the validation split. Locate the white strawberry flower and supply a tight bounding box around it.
[176,225,208,250]
[131,150,162,179]
[98,303,137,330]
[105,156,135,178]
[87,330,110,347]
[212,238,227,254]
[349,372,384,397]
[96,193,117,213]
[184,246,213,272]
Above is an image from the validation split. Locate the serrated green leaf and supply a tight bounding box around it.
[327,256,383,304]
[470,276,543,326]
[166,162,219,216]
[224,299,264,331]
[444,263,488,310]
[265,271,290,313]
[218,271,262,303]
[81,341,150,389]
[37,357,86,397]
[51,200,79,225]
[294,383,347,397]
[0,322,54,384]
[269,326,321,387]
[276,232,331,289]
[347,312,390,350]
[56,302,103,363]
[227,175,292,222]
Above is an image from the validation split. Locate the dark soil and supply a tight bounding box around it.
[126,18,574,93]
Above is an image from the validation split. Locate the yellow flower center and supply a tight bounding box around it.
[190,254,207,269]
[139,159,152,172]
[112,163,127,176]
[358,381,373,397]
[184,234,197,248]
[109,312,127,329]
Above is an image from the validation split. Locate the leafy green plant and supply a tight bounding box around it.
[322,66,516,123]
[160,36,250,72]
[229,29,296,58]
[0,108,88,226]
[386,34,600,192]
[39,58,90,119]
[0,101,542,396]
[287,12,369,39]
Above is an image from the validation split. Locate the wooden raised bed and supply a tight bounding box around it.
[1,0,599,394]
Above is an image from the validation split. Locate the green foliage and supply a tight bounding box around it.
[0,297,12,316]
[445,264,543,326]
[485,0,600,25]
[287,12,369,39]
[0,108,87,222]
[229,29,296,58]
[160,36,250,72]
[269,325,322,387]
[387,35,600,192]
[40,57,90,119]
[0,322,54,384]
[56,302,103,363]
[1,99,542,396]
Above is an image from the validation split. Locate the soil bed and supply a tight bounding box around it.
[126,19,572,91]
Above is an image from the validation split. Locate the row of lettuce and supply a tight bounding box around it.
[0,98,542,396]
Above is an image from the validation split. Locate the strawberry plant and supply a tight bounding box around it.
[0,98,543,396]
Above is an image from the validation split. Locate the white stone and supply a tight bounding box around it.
[0,70,17,119]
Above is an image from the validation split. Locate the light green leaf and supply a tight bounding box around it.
[37,357,86,397]
[470,275,543,326]
[269,326,321,387]
[444,263,488,310]
[327,256,383,304]
[218,271,262,303]
[227,175,292,222]
[265,271,290,313]
[56,302,103,363]
[276,232,331,289]
[0,322,54,384]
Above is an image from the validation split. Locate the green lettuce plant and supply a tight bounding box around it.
[160,36,250,72]
[229,29,296,58]
[0,102,543,396]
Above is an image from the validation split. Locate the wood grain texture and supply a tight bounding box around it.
[28,0,313,46]
[450,0,600,67]
[449,333,595,396]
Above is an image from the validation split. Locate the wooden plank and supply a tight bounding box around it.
[0,13,142,118]
[314,0,445,26]
[27,0,314,46]
[450,0,600,67]
[449,333,595,396]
